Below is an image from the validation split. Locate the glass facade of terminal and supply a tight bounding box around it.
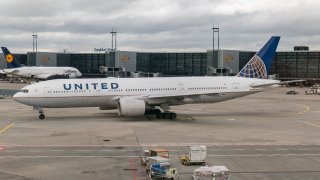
[8,50,320,79]
[270,52,320,79]
[137,52,207,76]
[57,53,106,73]
[238,51,320,79]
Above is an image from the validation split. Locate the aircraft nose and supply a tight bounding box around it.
[13,89,28,101]
[13,91,24,99]
[13,92,23,102]
[77,71,82,77]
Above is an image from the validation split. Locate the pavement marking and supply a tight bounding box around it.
[29,150,42,152]
[5,142,320,147]
[304,122,320,128]
[2,152,320,158]
[99,150,113,152]
[255,148,267,151]
[0,155,140,159]
[295,104,310,115]
[0,123,14,135]
[75,150,89,152]
[275,148,287,151]
[50,150,65,152]
[298,148,310,151]
[208,153,320,157]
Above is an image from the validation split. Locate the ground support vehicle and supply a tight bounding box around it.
[180,146,207,165]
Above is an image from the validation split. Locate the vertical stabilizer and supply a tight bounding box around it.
[1,47,21,68]
[237,36,280,79]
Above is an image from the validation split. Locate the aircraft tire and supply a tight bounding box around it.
[169,112,177,120]
[154,109,162,118]
[39,114,45,119]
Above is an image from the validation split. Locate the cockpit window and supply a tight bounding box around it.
[22,89,29,93]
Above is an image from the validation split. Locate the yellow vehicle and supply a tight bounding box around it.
[180,146,207,165]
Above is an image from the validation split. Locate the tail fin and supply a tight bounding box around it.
[237,36,280,79]
[1,47,21,68]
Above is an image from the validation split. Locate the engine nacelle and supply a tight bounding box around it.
[117,98,146,116]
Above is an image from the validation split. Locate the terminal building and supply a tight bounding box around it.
[0,46,319,80]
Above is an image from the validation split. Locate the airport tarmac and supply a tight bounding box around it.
[1,81,320,180]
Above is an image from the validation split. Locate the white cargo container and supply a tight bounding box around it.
[180,145,207,165]
[192,166,230,180]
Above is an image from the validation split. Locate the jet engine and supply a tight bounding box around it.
[117,97,146,116]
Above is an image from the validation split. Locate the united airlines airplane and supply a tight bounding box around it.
[1,47,82,82]
[14,36,281,120]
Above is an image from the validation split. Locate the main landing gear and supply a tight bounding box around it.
[34,107,45,119]
[39,113,45,120]
[145,109,177,120]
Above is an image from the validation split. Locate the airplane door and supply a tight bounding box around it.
[44,87,50,97]
[178,82,184,94]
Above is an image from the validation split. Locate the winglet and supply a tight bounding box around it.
[1,47,21,68]
[237,36,280,79]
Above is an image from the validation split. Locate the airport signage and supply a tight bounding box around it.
[94,48,107,52]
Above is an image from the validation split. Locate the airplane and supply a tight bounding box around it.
[13,36,282,120]
[0,47,82,82]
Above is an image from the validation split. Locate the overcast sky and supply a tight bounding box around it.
[0,0,319,53]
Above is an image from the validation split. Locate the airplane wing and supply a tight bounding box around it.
[34,74,53,80]
[3,69,19,74]
[249,81,280,88]
[250,79,305,88]
[112,92,227,106]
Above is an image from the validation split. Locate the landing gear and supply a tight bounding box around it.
[39,114,45,119]
[163,112,177,120]
[34,107,45,120]
[145,108,177,120]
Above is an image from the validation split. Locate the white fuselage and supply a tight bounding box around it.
[13,76,280,109]
[3,66,82,79]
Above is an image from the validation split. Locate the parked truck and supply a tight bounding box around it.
[146,156,171,173]
[150,163,179,180]
[180,145,207,165]
[141,148,169,166]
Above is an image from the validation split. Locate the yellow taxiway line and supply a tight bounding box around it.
[295,104,310,115]
[0,123,14,135]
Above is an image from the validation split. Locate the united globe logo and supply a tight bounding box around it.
[237,55,267,79]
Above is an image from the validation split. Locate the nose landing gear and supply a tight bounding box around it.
[34,107,45,119]
[39,113,45,119]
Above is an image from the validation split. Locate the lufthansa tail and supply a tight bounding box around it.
[1,47,21,68]
[237,36,280,79]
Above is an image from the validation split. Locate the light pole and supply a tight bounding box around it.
[110,28,117,51]
[32,33,38,52]
[212,25,220,74]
